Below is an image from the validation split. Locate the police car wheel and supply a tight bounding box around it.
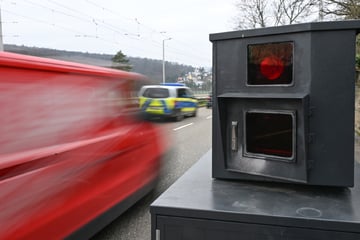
[191,109,197,117]
[176,114,184,121]
[174,110,184,121]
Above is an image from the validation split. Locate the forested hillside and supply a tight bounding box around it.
[4,44,195,83]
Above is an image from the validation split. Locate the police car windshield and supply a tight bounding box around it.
[143,88,169,98]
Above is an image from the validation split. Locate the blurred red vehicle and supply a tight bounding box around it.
[0,52,166,239]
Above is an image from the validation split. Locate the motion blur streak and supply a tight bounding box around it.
[0,52,167,239]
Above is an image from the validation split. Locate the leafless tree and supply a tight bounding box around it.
[321,0,360,19]
[235,0,268,29]
[279,0,318,24]
[234,0,319,29]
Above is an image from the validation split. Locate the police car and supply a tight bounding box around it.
[139,83,198,121]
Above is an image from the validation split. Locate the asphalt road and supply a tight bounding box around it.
[92,107,213,240]
[90,108,360,240]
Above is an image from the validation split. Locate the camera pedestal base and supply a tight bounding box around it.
[151,150,360,240]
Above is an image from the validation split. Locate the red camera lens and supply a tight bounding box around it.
[260,56,285,80]
[248,42,293,85]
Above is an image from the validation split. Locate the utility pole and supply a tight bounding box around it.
[162,37,171,84]
[0,5,4,51]
[319,0,324,21]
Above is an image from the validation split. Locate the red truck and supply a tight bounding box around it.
[0,52,166,239]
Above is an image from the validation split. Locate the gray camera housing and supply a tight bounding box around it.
[210,21,360,187]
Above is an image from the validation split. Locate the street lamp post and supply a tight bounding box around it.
[162,37,171,84]
[0,5,4,51]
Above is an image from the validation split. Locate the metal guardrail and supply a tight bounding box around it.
[195,94,209,107]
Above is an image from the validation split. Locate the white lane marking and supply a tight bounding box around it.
[206,115,212,119]
[173,123,194,131]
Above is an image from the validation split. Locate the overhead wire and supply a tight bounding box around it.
[2,0,210,66]
[1,8,147,57]
[2,8,85,35]
[83,0,209,64]
[3,0,148,56]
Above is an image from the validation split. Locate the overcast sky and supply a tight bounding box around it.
[1,0,238,68]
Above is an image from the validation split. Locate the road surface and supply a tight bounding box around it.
[92,107,360,240]
[92,107,213,240]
